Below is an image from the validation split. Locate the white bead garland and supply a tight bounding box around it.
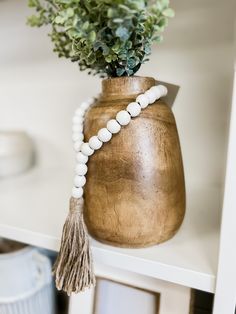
[74,141,83,152]
[74,175,86,187]
[71,85,168,199]
[145,89,156,104]
[75,108,85,117]
[89,136,103,150]
[97,128,112,142]
[76,152,88,164]
[75,164,88,176]
[73,116,83,124]
[136,94,149,109]
[80,102,90,111]
[107,119,121,134]
[72,133,84,142]
[158,85,168,97]
[126,102,141,117]
[149,86,161,99]
[72,187,84,198]
[81,142,94,156]
[116,110,131,125]
[72,125,83,133]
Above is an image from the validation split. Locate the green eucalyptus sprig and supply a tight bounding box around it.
[28,0,174,77]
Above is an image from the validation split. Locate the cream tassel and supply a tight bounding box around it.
[53,197,96,295]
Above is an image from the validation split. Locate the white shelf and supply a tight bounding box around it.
[0,166,220,293]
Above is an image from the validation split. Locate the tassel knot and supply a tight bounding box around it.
[70,197,83,213]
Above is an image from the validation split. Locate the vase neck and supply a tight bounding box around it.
[101,76,156,100]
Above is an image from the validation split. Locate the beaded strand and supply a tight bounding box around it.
[71,84,168,199]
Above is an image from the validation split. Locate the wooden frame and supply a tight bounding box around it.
[69,263,191,314]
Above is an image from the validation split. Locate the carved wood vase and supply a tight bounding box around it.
[84,76,185,248]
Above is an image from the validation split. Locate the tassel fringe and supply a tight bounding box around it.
[53,197,96,295]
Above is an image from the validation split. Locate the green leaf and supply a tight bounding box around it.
[105,55,112,63]
[107,8,115,18]
[87,52,96,64]
[82,21,89,30]
[127,58,136,68]
[163,8,175,18]
[153,35,163,42]
[144,45,151,54]
[118,4,135,13]
[119,53,128,60]
[159,17,168,28]
[55,16,64,24]
[133,0,146,10]
[113,18,124,23]
[126,41,132,49]
[156,0,170,10]
[66,8,74,18]
[162,0,170,8]
[126,68,134,76]
[28,0,38,8]
[93,41,102,51]
[88,31,96,42]
[57,0,71,3]
[27,15,42,26]
[115,26,129,41]
[116,68,125,76]
[111,41,121,53]
[102,45,110,56]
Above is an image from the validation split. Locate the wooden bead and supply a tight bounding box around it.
[73,116,83,124]
[136,94,149,109]
[75,163,88,176]
[72,187,83,198]
[145,89,156,104]
[74,141,83,152]
[81,142,94,156]
[86,97,95,105]
[126,102,141,117]
[107,119,121,134]
[75,108,85,117]
[72,125,83,133]
[116,110,131,126]
[98,128,112,142]
[72,133,84,142]
[150,86,161,99]
[80,101,90,111]
[76,152,88,164]
[74,175,86,187]
[158,85,168,97]
[89,136,103,150]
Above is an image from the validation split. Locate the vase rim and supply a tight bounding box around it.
[103,75,155,81]
[102,76,156,97]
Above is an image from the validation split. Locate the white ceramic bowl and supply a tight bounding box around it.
[0,131,34,178]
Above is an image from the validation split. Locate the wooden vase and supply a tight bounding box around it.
[84,76,185,248]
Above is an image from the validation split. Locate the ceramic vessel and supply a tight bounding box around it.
[0,240,55,314]
[84,76,185,247]
[0,131,34,178]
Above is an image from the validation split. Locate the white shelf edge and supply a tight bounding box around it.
[0,222,216,293]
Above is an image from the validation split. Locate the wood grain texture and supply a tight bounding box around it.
[84,76,185,248]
